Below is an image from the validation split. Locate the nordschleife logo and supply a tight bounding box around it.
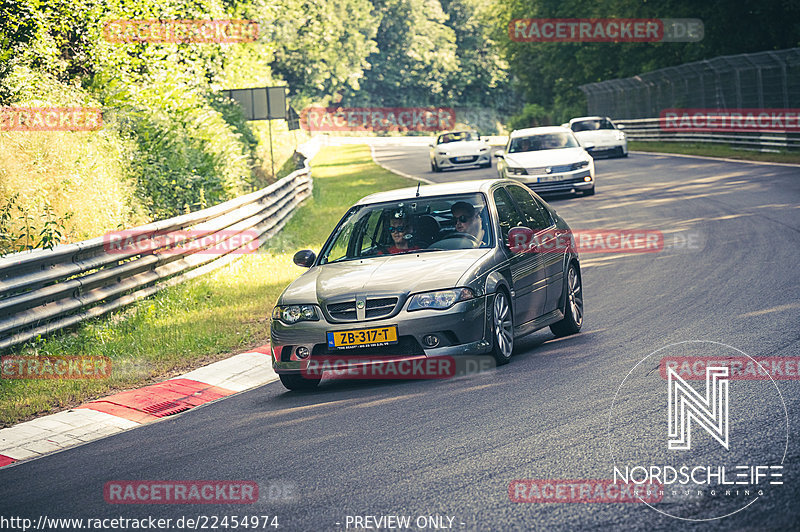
[607,340,789,522]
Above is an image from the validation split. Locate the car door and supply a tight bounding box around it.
[492,187,547,325]
[506,185,564,315]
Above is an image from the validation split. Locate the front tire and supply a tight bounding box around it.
[584,186,595,196]
[431,160,441,173]
[550,264,583,337]
[490,290,514,365]
[279,373,321,391]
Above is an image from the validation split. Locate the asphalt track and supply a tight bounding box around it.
[1,141,799,531]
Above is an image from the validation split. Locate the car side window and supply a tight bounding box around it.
[492,188,524,244]
[358,210,385,256]
[531,196,554,228]
[506,186,552,231]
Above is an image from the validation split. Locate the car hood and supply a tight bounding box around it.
[574,130,620,144]
[504,147,589,168]
[280,249,491,306]
[434,141,489,154]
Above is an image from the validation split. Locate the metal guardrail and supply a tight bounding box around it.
[614,117,800,151]
[0,141,319,351]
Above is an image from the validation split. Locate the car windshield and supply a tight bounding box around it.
[571,119,616,132]
[507,132,579,153]
[318,193,493,264]
[438,131,477,144]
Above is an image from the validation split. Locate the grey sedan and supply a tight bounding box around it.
[271,179,583,390]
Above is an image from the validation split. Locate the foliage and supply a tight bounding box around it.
[343,0,457,107]
[269,0,379,106]
[0,193,74,255]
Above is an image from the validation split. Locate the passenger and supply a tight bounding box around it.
[451,201,485,245]
[382,211,420,254]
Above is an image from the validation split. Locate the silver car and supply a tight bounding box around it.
[429,130,492,172]
[495,127,596,196]
[567,116,628,159]
[271,179,583,390]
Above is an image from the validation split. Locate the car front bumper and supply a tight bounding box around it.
[270,296,491,374]
[507,168,594,194]
[585,141,627,158]
[433,152,492,168]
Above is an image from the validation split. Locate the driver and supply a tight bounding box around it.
[381,209,420,254]
[451,201,485,245]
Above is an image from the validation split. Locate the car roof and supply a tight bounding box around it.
[569,116,610,123]
[356,179,510,205]
[509,126,572,137]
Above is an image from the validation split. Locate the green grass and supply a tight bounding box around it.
[628,141,800,164]
[0,145,412,428]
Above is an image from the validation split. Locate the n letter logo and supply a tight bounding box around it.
[668,366,729,450]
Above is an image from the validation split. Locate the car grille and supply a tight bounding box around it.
[327,301,356,320]
[312,336,425,357]
[526,164,574,175]
[366,297,398,318]
[449,156,478,164]
[326,297,399,321]
[588,146,623,157]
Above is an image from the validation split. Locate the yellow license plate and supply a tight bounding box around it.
[327,326,399,350]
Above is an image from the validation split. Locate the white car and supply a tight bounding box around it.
[566,116,627,158]
[429,130,492,172]
[494,126,595,196]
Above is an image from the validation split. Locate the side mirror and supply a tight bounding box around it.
[293,249,316,268]
[429,144,434,148]
[493,149,505,158]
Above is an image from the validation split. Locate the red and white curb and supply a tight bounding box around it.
[0,346,275,468]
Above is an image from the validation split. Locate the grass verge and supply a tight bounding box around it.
[628,141,800,164]
[0,144,412,428]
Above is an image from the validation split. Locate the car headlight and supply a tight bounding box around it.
[571,160,590,170]
[437,150,449,156]
[616,131,626,140]
[272,305,320,324]
[506,167,528,175]
[479,147,489,152]
[408,288,475,311]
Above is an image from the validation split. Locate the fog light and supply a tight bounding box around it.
[423,335,440,348]
[296,346,310,359]
[584,176,592,182]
